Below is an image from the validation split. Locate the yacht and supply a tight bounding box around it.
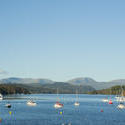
[74,90,80,106]
[108,88,113,104]
[117,86,125,109]
[54,101,63,108]
[74,102,80,106]
[117,103,125,109]
[54,88,63,108]
[109,99,113,104]
[102,98,108,102]
[27,100,36,106]
[116,97,125,102]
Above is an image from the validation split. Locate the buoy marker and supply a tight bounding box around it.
[9,111,12,115]
[101,109,103,112]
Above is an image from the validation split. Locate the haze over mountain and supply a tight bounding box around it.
[68,77,97,85]
[0,77,54,84]
[0,77,125,90]
[0,77,95,94]
[68,77,125,90]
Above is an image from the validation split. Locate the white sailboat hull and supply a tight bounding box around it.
[54,103,63,108]
[102,99,108,102]
[116,97,125,102]
[27,101,36,106]
[74,102,80,106]
[117,104,125,109]
[0,94,3,100]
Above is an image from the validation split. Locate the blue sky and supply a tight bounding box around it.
[0,0,125,81]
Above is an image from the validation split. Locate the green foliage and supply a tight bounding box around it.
[88,85,125,95]
[0,82,95,95]
[0,84,30,95]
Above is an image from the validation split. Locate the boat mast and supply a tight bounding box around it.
[57,88,60,102]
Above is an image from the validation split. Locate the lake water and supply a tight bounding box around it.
[0,94,125,125]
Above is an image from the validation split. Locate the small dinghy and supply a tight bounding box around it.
[27,100,36,106]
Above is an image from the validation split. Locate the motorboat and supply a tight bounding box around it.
[27,100,36,106]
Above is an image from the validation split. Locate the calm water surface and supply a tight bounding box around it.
[0,94,125,125]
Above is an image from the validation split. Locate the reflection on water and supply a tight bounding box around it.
[0,94,125,125]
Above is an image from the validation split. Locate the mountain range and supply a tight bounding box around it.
[0,77,125,90]
[0,77,54,84]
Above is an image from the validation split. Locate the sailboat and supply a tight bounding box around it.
[27,100,37,106]
[117,86,125,109]
[117,102,125,109]
[54,88,63,108]
[115,89,120,101]
[116,87,125,102]
[27,96,37,106]
[74,90,80,106]
[108,87,113,104]
[109,99,113,104]
[102,97,108,102]
[0,94,3,100]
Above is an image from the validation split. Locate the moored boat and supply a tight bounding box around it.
[74,90,80,106]
[5,104,11,108]
[117,103,125,109]
[54,88,63,109]
[0,94,3,100]
[74,102,80,106]
[109,99,113,104]
[54,101,63,108]
[27,100,37,106]
[117,86,125,109]
[102,98,108,102]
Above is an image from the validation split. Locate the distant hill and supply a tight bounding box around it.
[67,77,105,90]
[68,77,125,90]
[109,79,125,84]
[68,77,97,85]
[1,77,125,91]
[42,82,95,93]
[0,77,54,84]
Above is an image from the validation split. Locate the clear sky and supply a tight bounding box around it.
[0,0,125,82]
